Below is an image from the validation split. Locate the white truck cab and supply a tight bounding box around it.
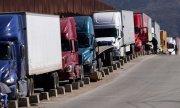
[167,37,176,55]
[93,11,124,58]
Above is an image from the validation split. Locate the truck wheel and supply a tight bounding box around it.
[27,77,34,97]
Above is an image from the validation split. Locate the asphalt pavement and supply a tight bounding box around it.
[42,55,180,108]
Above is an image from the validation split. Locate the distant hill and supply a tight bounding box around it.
[102,0,180,37]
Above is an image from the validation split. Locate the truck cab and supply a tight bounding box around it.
[60,17,81,81]
[74,16,97,76]
[167,37,176,55]
[0,12,62,100]
[0,15,24,99]
[93,11,124,59]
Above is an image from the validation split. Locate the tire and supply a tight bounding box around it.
[27,77,34,97]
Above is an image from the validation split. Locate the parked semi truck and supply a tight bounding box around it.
[0,12,62,99]
[160,30,167,54]
[167,37,176,55]
[74,16,99,78]
[92,11,123,63]
[60,17,82,82]
[134,13,153,52]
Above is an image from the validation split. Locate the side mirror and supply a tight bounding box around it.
[20,45,25,59]
[74,41,79,52]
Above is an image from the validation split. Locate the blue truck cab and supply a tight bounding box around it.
[74,16,97,76]
[0,14,25,99]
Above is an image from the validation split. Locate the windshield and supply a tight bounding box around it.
[167,43,175,49]
[0,43,12,60]
[61,40,71,51]
[95,28,119,38]
[77,33,90,48]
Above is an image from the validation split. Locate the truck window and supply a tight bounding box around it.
[77,33,90,48]
[94,28,118,37]
[0,43,12,60]
[74,41,79,52]
[61,40,71,51]
[135,27,140,34]
[167,43,174,49]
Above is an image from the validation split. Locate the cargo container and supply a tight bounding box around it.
[152,21,160,54]
[160,30,167,54]
[121,10,135,55]
[0,12,62,99]
[60,17,83,82]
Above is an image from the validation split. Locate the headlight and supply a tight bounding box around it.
[5,76,15,84]
[84,58,91,65]
[65,65,72,73]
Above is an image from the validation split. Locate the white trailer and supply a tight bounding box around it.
[26,13,62,75]
[154,21,161,50]
[121,10,135,54]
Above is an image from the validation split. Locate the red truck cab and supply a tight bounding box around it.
[60,17,81,82]
[134,13,150,52]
